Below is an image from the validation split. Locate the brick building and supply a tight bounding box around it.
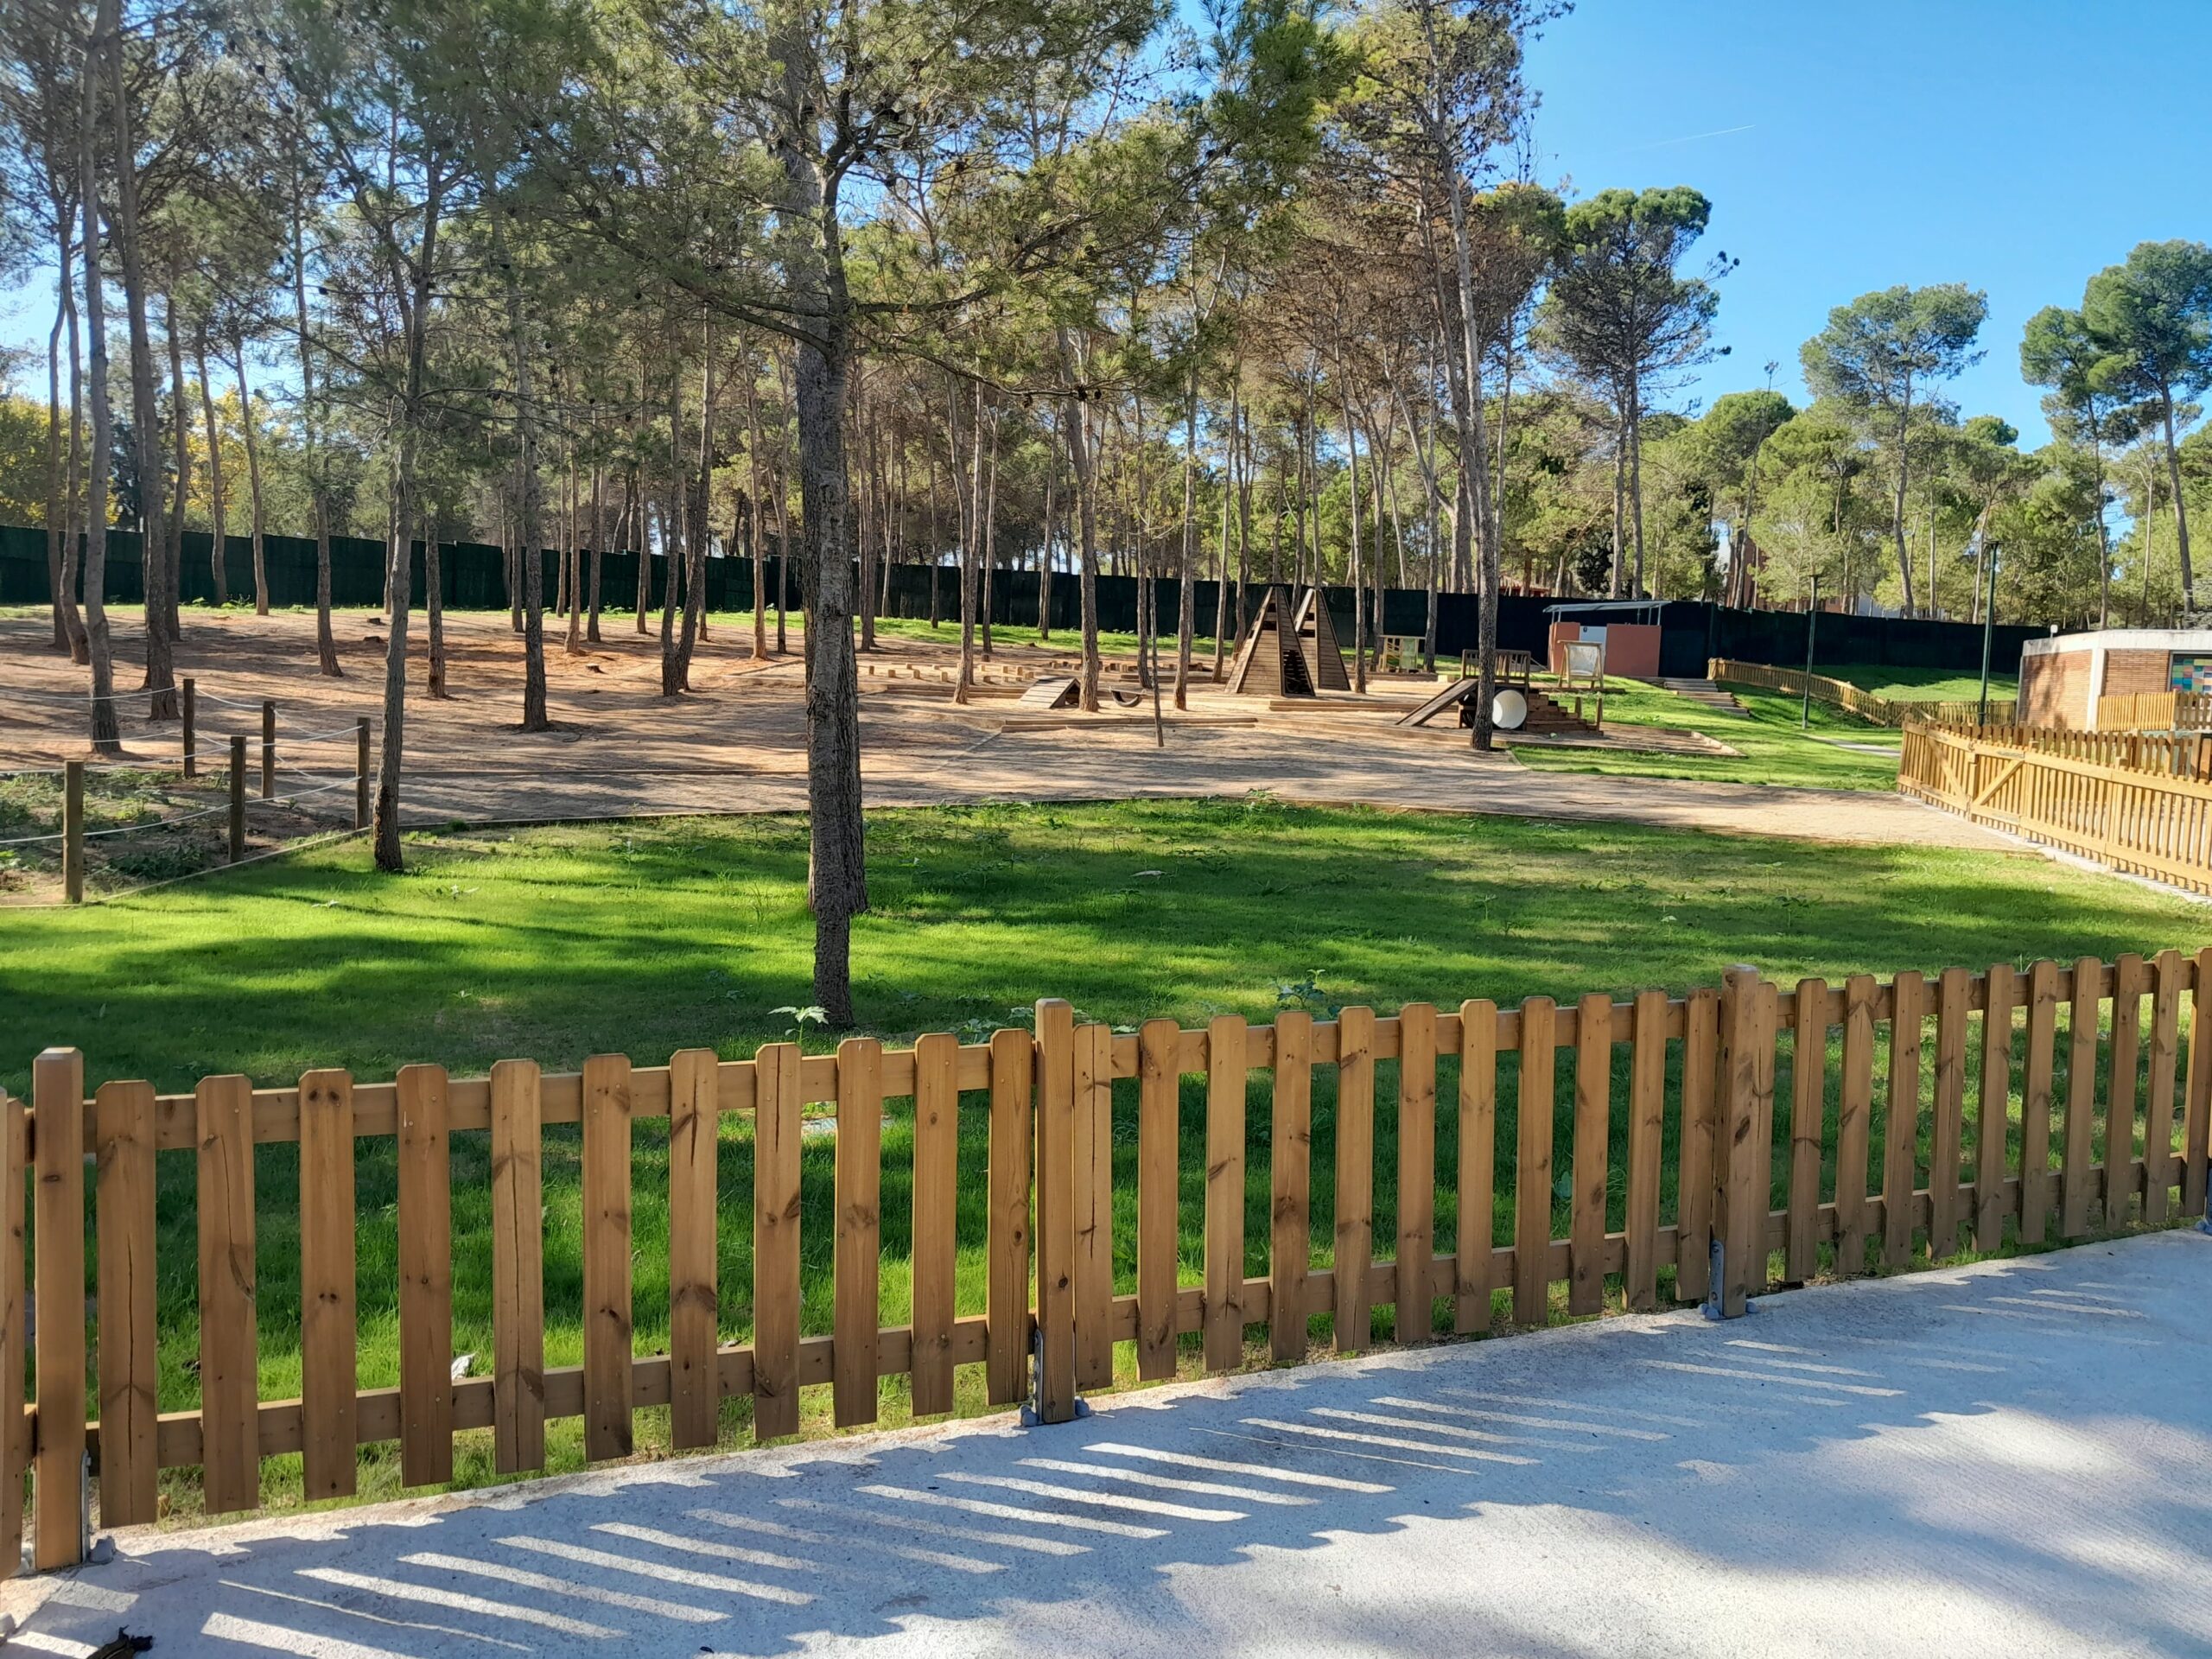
[2017,628,2212,728]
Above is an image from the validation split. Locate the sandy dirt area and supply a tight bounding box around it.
[2,609,2010,853]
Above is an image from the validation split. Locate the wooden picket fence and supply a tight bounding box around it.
[2096,690,2212,734]
[6,953,2209,1570]
[1902,722,2212,893]
[1708,658,2015,728]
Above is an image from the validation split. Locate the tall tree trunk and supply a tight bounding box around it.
[2162,389,2196,614]
[1438,156,1503,748]
[588,455,605,643]
[163,302,191,621]
[44,245,73,652]
[1891,384,1917,617]
[1175,365,1197,710]
[289,150,339,674]
[232,331,270,615]
[954,378,978,703]
[1340,375,1366,693]
[78,3,120,752]
[768,54,868,1027]
[1609,407,1627,597]
[195,325,228,605]
[744,371,769,655]
[109,10,175,713]
[372,154,446,872]
[1628,378,1647,597]
[425,512,446,697]
[659,359,687,694]
[57,242,89,664]
[673,332,713,689]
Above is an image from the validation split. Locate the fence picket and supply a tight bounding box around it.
[831,1039,882,1430]
[1624,990,1667,1311]
[1976,968,2017,1252]
[1931,969,1970,1257]
[1676,988,1719,1302]
[1569,994,1610,1317]
[912,1033,960,1415]
[1205,1015,1249,1372]
[1455,1000,1498,1334]
[1334,1006,1376,1352]
[581,1054,633,1460]
[2063,959,2100,1238]
[1138,1019,1183,1379]
[95,1079,159,1526]
[986,1027,1033,1407]
[1788,980,1827,1283]
[2186,949,2212,1219]
[297,1070,356,1501]
[196,1073,257,1517]
[1033,1001,1077,1423]
[1397,1003,1438,1341]
[753,1043,803,1441]
[670,1047,723,1448]
[1074,1023,1115,1390]
[1884,972,1925,1268]
[2107,954,2146,1225]
[831,1039,885,1433]
[1835,975,1876,1275]
[2145,950,2183,1225]
[2020,962,2060,1245]
[34,1052,86,1564]
[0,1096,22,1572]
[490,1059,545,1474]
[1514,996,1557,1325]
[1269,1012,1313,1363]
[397,1065,453,1486]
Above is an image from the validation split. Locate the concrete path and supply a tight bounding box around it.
[11,1232,2209,1658]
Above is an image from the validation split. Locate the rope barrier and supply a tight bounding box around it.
[248,774,359,804]
[76,799,237,839]
[0,828,65,847]
[2,682,162,705]
[278,721,367,743]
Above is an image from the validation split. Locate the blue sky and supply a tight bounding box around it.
[1521,0,2212,445]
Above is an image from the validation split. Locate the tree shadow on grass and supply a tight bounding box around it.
[22,1236,2212,1657]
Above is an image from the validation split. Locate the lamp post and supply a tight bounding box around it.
[1976,542,1999,728]
[1801,575,1820,730]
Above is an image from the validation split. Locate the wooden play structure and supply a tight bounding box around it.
[1228,585,1350,697]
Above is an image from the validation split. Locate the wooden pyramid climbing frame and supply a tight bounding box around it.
[1291,588,1351,692]
[1227,584,1315,696]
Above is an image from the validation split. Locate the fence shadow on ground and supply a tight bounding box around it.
[28,1236,2211,1659]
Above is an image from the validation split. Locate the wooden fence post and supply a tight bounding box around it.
[181,677,196,778]
[61,760,83,905]
[259,700,276,799]
[1709,969,1766,1319]
[1032,998,1077,1422]
[32,1050,86,1569]
[355,718,372,830]
[0,1090,25,1575]
[228,734,246,862]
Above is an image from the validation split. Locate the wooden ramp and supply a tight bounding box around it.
[1227,585,1316,697]
[1017,677,1080,709]
[1292,589,1351,691]
[1397,677,1480,728]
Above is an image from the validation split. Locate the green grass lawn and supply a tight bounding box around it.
[5,798,2202,1522]
[1821,663,2020,702]
[1514,681,1904,790]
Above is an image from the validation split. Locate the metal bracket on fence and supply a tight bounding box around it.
[1020,1326,1088,1427]
[1701,1237,1753,1320]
